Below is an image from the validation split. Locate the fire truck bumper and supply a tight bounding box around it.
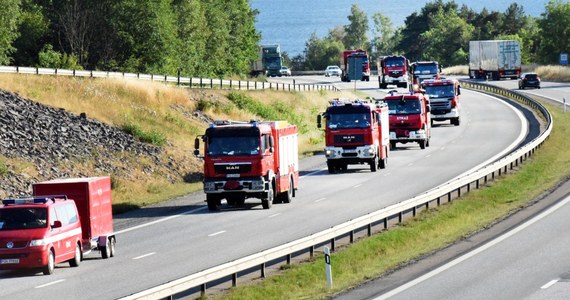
[383,75,408,84]
[324,145,377,161]
[389,129,427,141]
[203,177,267,194]
[431,108,459,120]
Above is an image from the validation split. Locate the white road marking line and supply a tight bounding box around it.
[133,252,156,260]
[407,163,414,167]
[268,213,281,218]
[425,154,431,158]
[374,194,570,300]
[208,230,226,237]
[383,173,392,177]
[116,206,206,235]
[353,184,362,188]
[315,198,326,203]
[35,279,66,289]
[300,167,327,178]
[541,279,559,289]
[440,147,446,150]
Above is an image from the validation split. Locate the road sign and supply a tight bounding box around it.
[561,53,568,65]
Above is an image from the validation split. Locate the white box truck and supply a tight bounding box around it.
[469,40,521,80]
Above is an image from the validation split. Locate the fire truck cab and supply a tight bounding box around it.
[421,79,461,126]
[383,91,432,149]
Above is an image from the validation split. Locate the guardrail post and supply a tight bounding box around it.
[55,68,58,75]
[287,254,291,264]
[190,77,192,87]
[261,263,266,278]
[200,77,203,88]
[232,273,237,287]
[330,238,335,252]
[36,67,39,75]
[448,192,452,203]
[367,223,372,236]
[412,206,417,217]
[73,69,76,76]
[398,212,403,223]
[238,80,241,90]
[384,217,388,229]
[200,284,206,297]
[349,230,354,243]
[310,245,314,258]
[230,79,232,89]
[164,74,167,82]
[220,78,223,89]
[255,81,257,90]
[210,78,213,89]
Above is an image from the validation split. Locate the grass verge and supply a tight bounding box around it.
[213,99,570,299]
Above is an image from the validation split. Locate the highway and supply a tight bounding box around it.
[334,77,570,300]
[0,75,531,299]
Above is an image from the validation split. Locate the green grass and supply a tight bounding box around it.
[213,99,570,299]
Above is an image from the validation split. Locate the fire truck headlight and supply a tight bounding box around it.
[30,239,46,247]
[368,147,375,155]
[204,182,216,191]
[325,149,333,157]
[252,181,264,190]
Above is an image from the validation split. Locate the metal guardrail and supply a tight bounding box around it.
[119,80,552,299]
[0,66,340,92]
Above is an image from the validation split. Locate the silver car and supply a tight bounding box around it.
[325,65,342,77]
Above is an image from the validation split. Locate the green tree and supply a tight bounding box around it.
[501,3,529,35]
[303,32,344,70]
[0,0,21,65]
[420,7,474,66]
[537,0,570,64]
[343,4,368,50]
[174,0,208,76]
[12,0,48,67]
[371,12,397,58]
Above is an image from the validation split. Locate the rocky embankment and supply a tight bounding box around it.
[0,89,166,198]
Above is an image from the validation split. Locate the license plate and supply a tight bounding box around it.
[344,149,357,153]
[1,259,19,264]
[226,174,240,178]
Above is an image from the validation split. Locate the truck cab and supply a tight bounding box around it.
[378,55,410,89]
[383,91,431,149]
[0,196,83,275]
[421,79,461,126]
[318,99,389,173]
[194,120,299,211]
[341,49,371,82]
[411,61,441,85]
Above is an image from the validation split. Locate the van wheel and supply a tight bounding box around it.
[101,238,111,259]
[43,250,55,275]
[69,243,81,267]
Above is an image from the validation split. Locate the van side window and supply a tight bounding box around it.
[49,207,57,227]
[65,204,78,224]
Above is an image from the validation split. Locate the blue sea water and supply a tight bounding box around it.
[250,0,550,56]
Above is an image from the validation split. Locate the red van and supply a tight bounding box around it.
[0,196,83,275]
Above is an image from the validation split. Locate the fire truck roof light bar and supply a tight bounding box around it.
[2,195,68,205]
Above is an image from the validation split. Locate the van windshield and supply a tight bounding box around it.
[0,208,48,230]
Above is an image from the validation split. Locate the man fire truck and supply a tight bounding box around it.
[410,61,442,85]
[421,78,461,126]
[317,99,389,173]
[378,55,411,89]
[194,120,299,211]
[383,91,431,149]
[340,49,371,82]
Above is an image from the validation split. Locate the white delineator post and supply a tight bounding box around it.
[324,246,333,289]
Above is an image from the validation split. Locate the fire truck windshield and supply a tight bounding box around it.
[413,63,438,74]
[385,57,405,67]
[424,85,455,98]
[386,99,421,114]
[0,208,48,230]
[207,136,260,156]
[327,113,371,129]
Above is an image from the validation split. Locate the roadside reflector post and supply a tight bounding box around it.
[324,246,333,289]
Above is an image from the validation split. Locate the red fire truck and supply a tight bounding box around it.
[421,79,461,126]
[340,49,371,82]
[383,91,431,149]
[317,99,390,173]
[378,55,411,89]
[194,120,299,211]
[410,61,442,85]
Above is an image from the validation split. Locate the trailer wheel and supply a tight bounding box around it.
[109,237,116,258]
[69,242,81,267]
[43,249,55,275]
[101,238,111,259]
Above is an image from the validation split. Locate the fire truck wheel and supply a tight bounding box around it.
[262,186,274,209]
[426,138,430,147]
[206,195,220,211]
[43,249,55,275]
[379,150,387,169]
[109,237,116,257]
[282,178,294,204]
[370,156,378,172]
[390,141,397,150]
[69,242,81,267]
[327,163,336,174]
[452,118,460,126]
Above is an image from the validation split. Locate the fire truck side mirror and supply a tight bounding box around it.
[317,114,322,128]
[457,86,461,95]
[193,137,201,157]
[426,105,431,113]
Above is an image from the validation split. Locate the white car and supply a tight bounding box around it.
[279,66,291,77]
[325,65,342,77]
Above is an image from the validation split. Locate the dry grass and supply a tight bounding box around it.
[0,74,353,209]
[443,65,468,75]
[533,65,570,81]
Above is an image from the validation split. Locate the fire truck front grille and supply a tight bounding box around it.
[214,163,252,174]
[431,101,451,110]
[334,134,364,145]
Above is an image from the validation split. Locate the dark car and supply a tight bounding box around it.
[518,73,541,89]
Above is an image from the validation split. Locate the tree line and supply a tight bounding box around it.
[0,0,568,76]
[0,0,260,78]
[296,0,570,70]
